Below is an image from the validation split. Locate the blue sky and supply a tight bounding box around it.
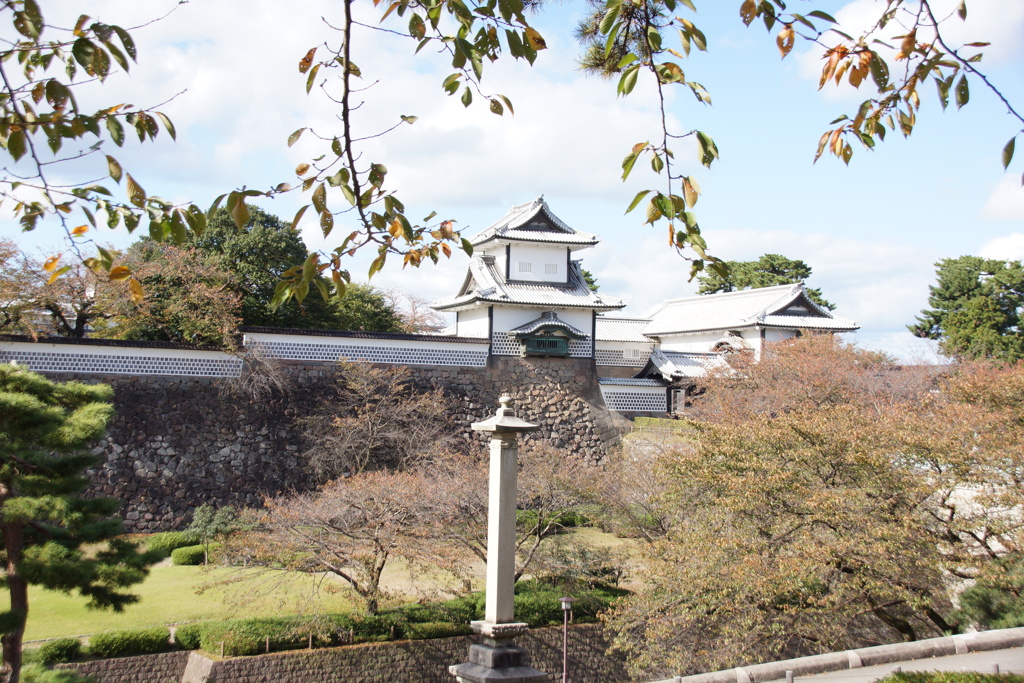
[2,0,1022,360]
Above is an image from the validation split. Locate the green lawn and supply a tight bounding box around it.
[24,528,631,642]
[26,564,359,642]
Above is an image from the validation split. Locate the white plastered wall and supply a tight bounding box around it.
[507,243,569,284]
[456,306,490,338]
[491,306,592,334]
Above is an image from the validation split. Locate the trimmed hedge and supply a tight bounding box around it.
[882,675,1024,683]
[173,623,202,650]
[38,637,82,665]
[87,627,174,658]
[170,544,208,566]
[403,621,474,640]
[146,531,201,557]
[86,582,624,658]
[21,664,94,683]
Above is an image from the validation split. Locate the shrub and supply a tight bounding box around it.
[38,637,82,665]
[21,664,94,683]
[87,627,173,658]
[171,544,210,566]
[880,674,1024,683]
[403,621,473,640]
[146,531,201,557]
[956,553,1024,629]
[512,579,628,627]
[173,623,203,650]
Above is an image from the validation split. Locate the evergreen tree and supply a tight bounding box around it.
[910,256,1024,361]
[696,253,834,310]
[0,366,158,683]
[190,208,405,333]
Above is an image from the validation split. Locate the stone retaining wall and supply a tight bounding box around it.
[60,624,629,683]
[58,650,190,683]
[47,356,630,532]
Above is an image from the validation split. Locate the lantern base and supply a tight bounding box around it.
[449,637,548,683]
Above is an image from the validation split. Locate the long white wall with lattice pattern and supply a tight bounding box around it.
[243,332,489,367]
[595,348,652,367]
[0,341,243,377]
[599,385,667,412]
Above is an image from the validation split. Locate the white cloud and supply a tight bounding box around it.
[980,174,1024,221]
[979,233,1024,259]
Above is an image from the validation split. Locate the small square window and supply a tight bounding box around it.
[545,263,558,274]
[518,262,532,273]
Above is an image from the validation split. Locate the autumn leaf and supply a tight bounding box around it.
[298,47,317,73]
[896,28,917,60]
[776,25,795,59]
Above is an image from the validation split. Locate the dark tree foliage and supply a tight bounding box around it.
[191,208,405,333]
[957,553,1024,630]
[190,208,340,329]
[696,253,835,310]
[0,365,158,683]
[910,256,1024,362]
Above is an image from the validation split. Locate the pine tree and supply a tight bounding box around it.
[0,365,158,683]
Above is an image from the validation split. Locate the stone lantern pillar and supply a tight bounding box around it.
[449,396,548,683]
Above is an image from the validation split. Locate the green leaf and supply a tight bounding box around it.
[461,238,474,256]
[599,4,621,35]
[1003,137,1016,170]
[320,210,334,237]
[291,204,310,230]
[869,53,889,89]
[305,63,321,94]
[184,204,206,236]
[954,74,969,109]
[625,190,651,214]
[368,254,386,278]
[400,115,419,124]
[461,86,472,107]
[409,12,425,39]
[314,277,331,303]
[618,64,641,96]
[340,184,356,206]
[105,155,122,183]
[171,209,188,243]
[105,115,124,147]
[957,1,967,20]
[302,252,318,282]
[7,130,26,161]
[696,131,719,167]
[807,10,836,22]
[229,193,249,228]
[312,183,327,213]
[621,152,639,181]
[288,128,306,147]
[112,25,137,62]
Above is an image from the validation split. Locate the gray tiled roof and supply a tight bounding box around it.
[598,377,667,386]
[468,198,599,248]
[595,317,652,342]
[644,284,859,336]
[645,349,730,380]
[431,257,625,312]
[510,312,588,339]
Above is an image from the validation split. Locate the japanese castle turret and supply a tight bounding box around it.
[431,198,625,358]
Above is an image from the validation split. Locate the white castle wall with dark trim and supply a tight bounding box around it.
[0,331,637,532]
